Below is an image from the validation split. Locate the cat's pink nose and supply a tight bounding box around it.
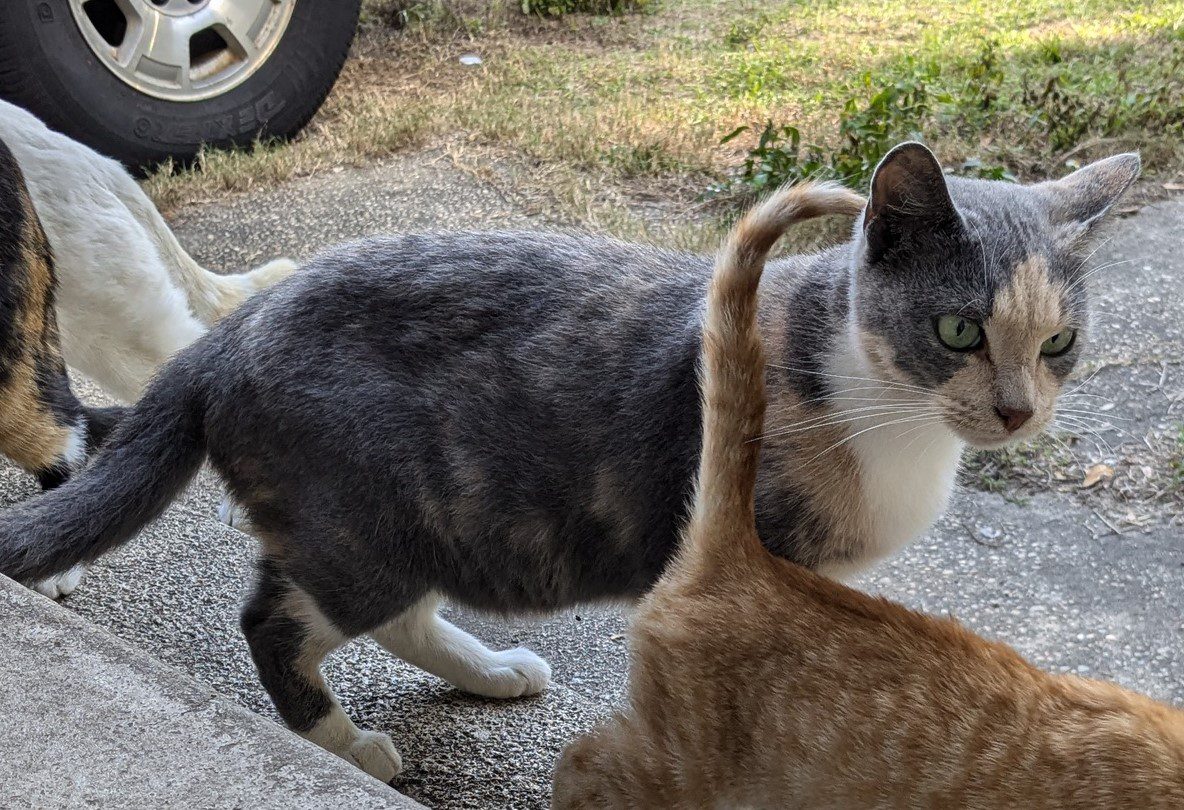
[995,406,1033,433]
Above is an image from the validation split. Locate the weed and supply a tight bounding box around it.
[723,14,769,48]
[964,39,1005,113]
[958,157,1017,182]
[718,59,944,192]
[962,434,1074,497]
[145,0,1184,218]
[520,0,651,16]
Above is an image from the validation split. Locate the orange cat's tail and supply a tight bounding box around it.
[685,181,865,569]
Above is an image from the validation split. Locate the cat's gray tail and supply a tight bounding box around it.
[686,181,865,565]
[0,366,207,584]
[107,165,297,323]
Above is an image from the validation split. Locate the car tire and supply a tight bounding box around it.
[0,0,361,171]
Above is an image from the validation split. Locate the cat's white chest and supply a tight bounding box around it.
[849,421,963,559]
[823,343,965,576]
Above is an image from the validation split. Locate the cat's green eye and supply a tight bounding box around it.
[935,315,983,352]
[1040,329,1077,357]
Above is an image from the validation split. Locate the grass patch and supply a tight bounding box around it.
[520,0,654,17]
[962,434,1075,500]
[145,0,1184,221]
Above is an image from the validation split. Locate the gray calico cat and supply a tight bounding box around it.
[0,143,1139,779]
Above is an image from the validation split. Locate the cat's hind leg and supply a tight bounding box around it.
[553,719,665,809]
[240,559,402,781]
[370,595,551,699]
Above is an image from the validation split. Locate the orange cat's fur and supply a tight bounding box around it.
[552,182,1184,809]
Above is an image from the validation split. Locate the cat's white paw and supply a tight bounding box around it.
[217,495,253,533]
[465,647,552,699]
[347,730,403,782]
[31,566,86,600]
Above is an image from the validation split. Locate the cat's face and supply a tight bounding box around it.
[851,144,1139,449]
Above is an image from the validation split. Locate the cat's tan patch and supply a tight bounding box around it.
[938,256,1065,438]
[589,465,641,549]
[859,330,915,389]
[0,203,72,472]
[752,268,873,570]
[988,255,1066,355]
[758,376,869,566]
[0,367,73,470]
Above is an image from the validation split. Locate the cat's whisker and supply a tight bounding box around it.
[777,402,935,423]
[1056,409,1130,424]
[805,414,943,463]
[1058,392,1115,403]
[1062,367,1107,398]
[758,406,937,441]
[1070,234,1115,277]
[898,418,948,452]
[767,390,928,412]
[766,364,931,396]
[1053,418,1116,456]
[1041,430,1077,457]
[1064,258,1135,296]
[1054,412,1133,436]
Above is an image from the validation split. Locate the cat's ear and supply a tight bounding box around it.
[862,142,961,264]
[1039,153,1141,241]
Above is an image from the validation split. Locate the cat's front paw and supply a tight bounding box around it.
[465,647,552,699]
[31,565,87,599]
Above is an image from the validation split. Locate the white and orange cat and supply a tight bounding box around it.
[553,182,1184,809]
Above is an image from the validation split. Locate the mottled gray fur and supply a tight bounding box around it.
[0,144,1139,776]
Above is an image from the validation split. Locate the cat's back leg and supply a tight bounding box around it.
[553,717,673,809]
[369,594,551,699]
[239,557,403,782]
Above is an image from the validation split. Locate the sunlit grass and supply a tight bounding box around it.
[146,0,1184,220]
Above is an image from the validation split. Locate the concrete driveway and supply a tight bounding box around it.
[4,155,1180,809]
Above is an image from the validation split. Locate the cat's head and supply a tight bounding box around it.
[850,142,1139,449]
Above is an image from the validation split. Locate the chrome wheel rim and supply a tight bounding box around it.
[68,0,295,102]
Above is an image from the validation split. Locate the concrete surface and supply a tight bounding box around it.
[0,153,1179,809]
[0,573,421,809]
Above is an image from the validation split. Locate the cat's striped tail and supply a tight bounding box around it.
[0,356,208,584]
[685,181,865,566]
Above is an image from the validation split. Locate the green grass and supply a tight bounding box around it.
[146,0,1184,220]
[442,0,1183,187]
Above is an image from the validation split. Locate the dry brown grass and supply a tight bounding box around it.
[144,0,1184,237]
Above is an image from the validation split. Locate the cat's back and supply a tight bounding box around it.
[0,100,130,203]
[633,556,1184,808]
[277,230,708,303]
[245,230,712,360]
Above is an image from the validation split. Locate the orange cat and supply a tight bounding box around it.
[552,182,1184,809]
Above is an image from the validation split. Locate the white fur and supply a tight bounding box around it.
[0,99,296,402]
[303,709,403,782]
[820,329,965,580]
[217,495,253,532]
[371,595,552,699]
[31,565,86,600]
[61,420,88,468]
